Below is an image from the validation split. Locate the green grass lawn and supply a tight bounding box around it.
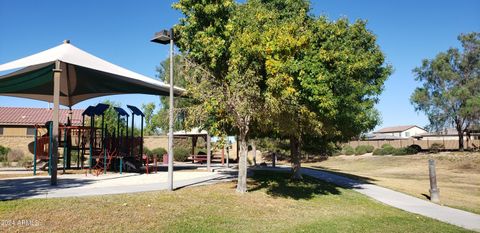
[0,171,472,233]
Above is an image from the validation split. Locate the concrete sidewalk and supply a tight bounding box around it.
[0,171,236,200]
[257,166,480,232]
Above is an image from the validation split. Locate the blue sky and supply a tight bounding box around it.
[0,0,479,131]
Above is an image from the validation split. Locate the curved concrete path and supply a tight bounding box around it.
[257,166,480,232]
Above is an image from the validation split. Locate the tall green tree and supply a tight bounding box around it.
[256,2,391,179]
[94,100,124,135]
[174,0,266,193]
[411,32,480,150]
[155,55,191,133]
[141,102,158,135]
[234,0,311,180]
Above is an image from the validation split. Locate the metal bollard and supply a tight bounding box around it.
[429,159,440,203]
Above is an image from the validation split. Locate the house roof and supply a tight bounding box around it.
[414,128,480,138]
[374,125,423,133]
[0,107,84,126]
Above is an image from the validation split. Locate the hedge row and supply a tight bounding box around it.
[342,145,375,155]
[372,144,418,156]
[144,147,191,162]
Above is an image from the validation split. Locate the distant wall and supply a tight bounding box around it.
[1,126,28,136]
[0,135,34,157]
[143,136,169,151]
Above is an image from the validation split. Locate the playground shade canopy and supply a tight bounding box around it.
[0,41,184,106]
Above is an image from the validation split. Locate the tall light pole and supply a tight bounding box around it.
[151,28,175,191]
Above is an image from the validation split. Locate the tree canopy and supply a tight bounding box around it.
[173,0,391,191]
[411,32,480,150]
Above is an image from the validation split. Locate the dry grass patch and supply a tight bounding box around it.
[304,152,480,214]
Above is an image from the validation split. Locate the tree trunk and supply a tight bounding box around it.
[458,131,464,151]
[236,129,248,193]
[290,135,303,180]
[252,140,257,166]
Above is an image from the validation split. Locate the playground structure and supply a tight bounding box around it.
[31,103,148,176]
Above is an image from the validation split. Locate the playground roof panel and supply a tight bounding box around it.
[92,103,110,116]
[126,105,144,117]
[114,107,129,117]
[0,41,185,107]
[82,106,95,117]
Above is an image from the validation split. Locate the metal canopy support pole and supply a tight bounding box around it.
[78,115,84,169]
[51,60,61,186]
[48,123,52,175]
[63,128,67,173]
[140,116,144,157]
[207,134,211,172]
[67,109,72,169]
[117,114,120,149]
[131,114,134,157]
[102,114,106,174]
[126,115,129,155]
[103,134,107,174]
[167,28,175,191]
[33,127,37,175]
[101,114,105,150]
[89,115,94,173]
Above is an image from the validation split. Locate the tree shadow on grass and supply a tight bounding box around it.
[0,177,95,200]
[247,170,341,200]
[309,166,377,184]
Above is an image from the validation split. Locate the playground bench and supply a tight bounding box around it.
[192,154,209,164]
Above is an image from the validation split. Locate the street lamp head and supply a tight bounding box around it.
[151,29,172,44]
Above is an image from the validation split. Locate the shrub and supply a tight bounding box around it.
[355,145,368,155]
[7,149,25,162]
[380,144,395,155]
[408,145,422,154]
[381,144,393,149]
[332,150,342,156]
[393,147,419,156]
[404,146,419,155]
[430,143,444,154]
[392,148,408,156]
[0,145,10,162]
[143,147,153,156]
[372,148,384,155]
[173,147,190,162]
[343,145,355,155]
[152,147,168,157]
[365,145,375,153]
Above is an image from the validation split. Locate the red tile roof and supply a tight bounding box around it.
[0,107,85,126]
